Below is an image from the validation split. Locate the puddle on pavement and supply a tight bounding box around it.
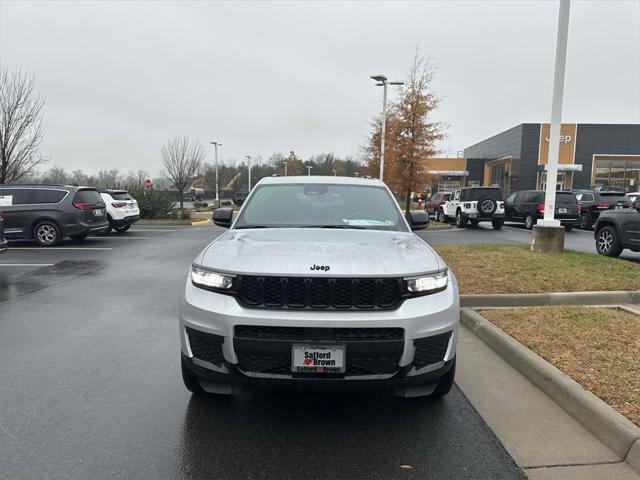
[0,260,105,304]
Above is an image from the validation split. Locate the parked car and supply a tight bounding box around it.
[594,204,640,257]
[573,189,631,230]
[0,213,7,253]
[627,192,640,209]
[233,189,249,206]
[96,189,140,235]
[504,190,579,230]
[0,185,108,246]
[180,176,459,398]
[440,186,505,229]
[425,192,451,220]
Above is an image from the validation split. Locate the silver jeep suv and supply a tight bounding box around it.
[179,176,460,397]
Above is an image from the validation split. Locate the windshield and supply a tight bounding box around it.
[234,183,408,231]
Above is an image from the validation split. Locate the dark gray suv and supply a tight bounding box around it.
[594,205,640,257]
[0,184,109,246]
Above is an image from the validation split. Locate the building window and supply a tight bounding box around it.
[593,158,640,191]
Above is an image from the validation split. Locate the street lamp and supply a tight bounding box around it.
[209,141,221,207]
[532,0,570,253]
[371,74,404,182]
[245,155,253,191]
[306,166,313,176]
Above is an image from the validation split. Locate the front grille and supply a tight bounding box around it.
[234,326,404,377]
[236,276,404,310]
[235,351,402,376]
[186,327,224,366]
[412,332,451,369]
[234,325,403,341]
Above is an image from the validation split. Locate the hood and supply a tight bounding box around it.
[198,228,443,277]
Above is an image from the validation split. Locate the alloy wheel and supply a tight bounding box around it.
[597,230,612,254]
[36,224,57,245]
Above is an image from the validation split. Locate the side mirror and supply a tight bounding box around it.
[212,208,234,228]
[406,210,429,231]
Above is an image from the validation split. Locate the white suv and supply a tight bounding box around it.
[97,189,140,234]
[179,176,460,398]
[441,186,505,229]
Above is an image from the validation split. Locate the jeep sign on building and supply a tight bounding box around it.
[462,123,640,194]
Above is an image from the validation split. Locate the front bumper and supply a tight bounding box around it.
[179,271,460,388]
[466,212,504,221]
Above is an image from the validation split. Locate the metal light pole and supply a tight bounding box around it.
[209,141,221,207]
[371,75,404,182]
[306,166,312,176]
[541,0,570,227]
[532,0,570,254]
[245,155,253,191]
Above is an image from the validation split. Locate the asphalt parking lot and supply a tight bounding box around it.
[419,222,640,263]
[0,224,523,480]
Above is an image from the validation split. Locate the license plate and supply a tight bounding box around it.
[292,345,345,373]
[558,208,567,213]
[93,209,104,216]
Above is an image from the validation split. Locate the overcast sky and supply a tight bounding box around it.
[1,0,639,175]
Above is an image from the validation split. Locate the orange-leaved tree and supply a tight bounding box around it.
[364,51,445,214]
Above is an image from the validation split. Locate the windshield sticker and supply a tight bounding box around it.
[0,195,13,206]
[342,219,389,226]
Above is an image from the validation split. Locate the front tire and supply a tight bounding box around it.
[524,214,535,230]
[595,226,622,257]
[114,224,131,233]
[579,213,592,230]
[431,358,456,398]
[455,211,468,228]
[34,221,61,247]
[181,356,207,395]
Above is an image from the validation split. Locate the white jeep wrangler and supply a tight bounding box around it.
[440,186,505,229]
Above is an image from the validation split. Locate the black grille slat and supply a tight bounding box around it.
[286,278,306,307]
[235,325,403,341]
[235,276,404,310]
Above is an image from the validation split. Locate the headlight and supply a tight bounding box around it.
[191,265,234,290]
[405,270,448,294]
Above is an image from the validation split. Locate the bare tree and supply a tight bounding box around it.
[161,135,204,214]
[96,168,122,189]
[0,67,46,184]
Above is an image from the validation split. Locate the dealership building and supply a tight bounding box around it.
[424,123,640,195]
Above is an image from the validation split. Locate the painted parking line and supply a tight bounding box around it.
[129,229,177,232]
[8,247,113,251]
[0,263,55,267]
[90,236,152,240]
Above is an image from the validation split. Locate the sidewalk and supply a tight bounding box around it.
[457,325,640,479]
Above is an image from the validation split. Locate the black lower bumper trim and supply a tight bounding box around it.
[112,215,140,227]
[182,353,454,390]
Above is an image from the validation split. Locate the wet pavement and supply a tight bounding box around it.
[0,225,522,479]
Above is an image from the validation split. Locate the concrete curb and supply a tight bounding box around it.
[460,290,640,308]
[460,308,640,473]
